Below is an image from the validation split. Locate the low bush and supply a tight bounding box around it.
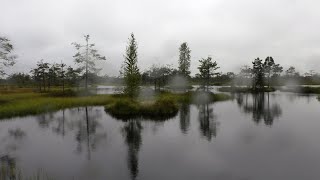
[105,97,179,121]
[280,86,320,94]
[218,87,276,93]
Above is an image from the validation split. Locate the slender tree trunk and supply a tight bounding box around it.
[62,109,65,137]
[43,75,46,92]
[268,74,270,88]
[85,106,91,160]
[48,78,50,91]
[62,78,65,93]
[85,39,89,91]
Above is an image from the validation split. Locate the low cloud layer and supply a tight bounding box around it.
[1,0,320,76]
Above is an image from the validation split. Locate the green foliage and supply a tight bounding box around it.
[142,64,173,90]
[178,42,191,77]
[6,73,32,87]
[0,90,231,120]
[285,66,299,77]
[263,56,283,88]
[219,86,276,93]
[65,66,82,87]
[0,93,114,119]
[252,58,264,89]
[123,33,141,97]
[158,91,232,104]
[105,97,178,120]
[196,56,219,91]
[280,86,320,94]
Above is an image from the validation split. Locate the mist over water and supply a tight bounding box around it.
[168,75,188,91]
[138,86,155,101]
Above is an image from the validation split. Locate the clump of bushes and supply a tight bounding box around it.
[218,87,276,93]
[280,86,320,94]
[143,97,178,117]
[104,97,179,120]
[158,91,231,104]
[105,91,231,120]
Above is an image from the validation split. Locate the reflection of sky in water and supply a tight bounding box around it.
[0,93,320,180]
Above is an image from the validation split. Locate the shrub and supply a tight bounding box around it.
[105,97,179,121]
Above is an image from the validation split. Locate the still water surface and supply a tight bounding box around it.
[0,92,320,180]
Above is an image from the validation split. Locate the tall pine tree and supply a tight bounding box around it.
[123,33,141,97]
[178,42,191,77]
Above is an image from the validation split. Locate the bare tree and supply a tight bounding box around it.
[72,35,106,91]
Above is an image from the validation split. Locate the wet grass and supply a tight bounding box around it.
[1,165,55,180]
[0,92,114,119]
[105,96,179,120]
[0,90,231,120]
[218,87,276,93]
[280,86,320,94]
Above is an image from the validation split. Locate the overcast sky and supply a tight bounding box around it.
[1,0,320,76]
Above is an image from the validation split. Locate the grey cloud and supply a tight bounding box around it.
[1,0,320,76]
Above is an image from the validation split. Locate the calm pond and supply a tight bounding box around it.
[1,92,320,180]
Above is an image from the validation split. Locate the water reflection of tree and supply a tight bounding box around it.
[36,112,55,128]
[236,93,282,126]
[74,107,107,160]
[52,109,66,137]
[179,103,190,134]
[36,107,107,160]
[0,128,27,179]
[121,120,142,180]
[197,103,218,141]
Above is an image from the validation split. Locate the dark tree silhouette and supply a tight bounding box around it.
[197,103,218,141]
[196,56,219,91]
[263,56,283,88]
[252,58,264,90]
[237,93,282,126]
[122,120,142,180]
[179,103,190,134]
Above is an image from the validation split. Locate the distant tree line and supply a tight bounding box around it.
[2,35,320,95]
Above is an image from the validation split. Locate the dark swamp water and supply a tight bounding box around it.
[1,92,320,180]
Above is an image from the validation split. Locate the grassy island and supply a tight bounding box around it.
[105,91,231,120]
[0,89,231,120]
[218,86,276,93]
[279,86,320,94]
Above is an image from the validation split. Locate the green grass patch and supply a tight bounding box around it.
[157,91,232,104]
[0,92,114,119]
[218,87,276,93]
[105,96,179,120]
[105,91,231,120]
[280,86,320,94]
[0,90,231,120]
